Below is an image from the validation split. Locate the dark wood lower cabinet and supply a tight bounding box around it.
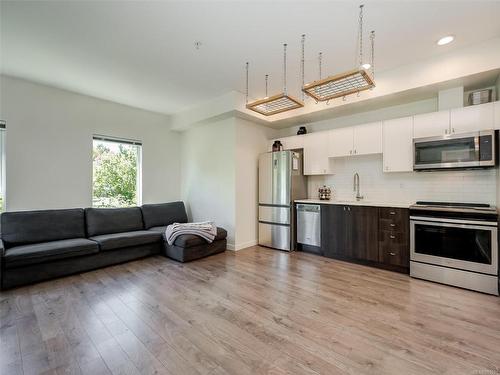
[321,205,347,258]
[378,207,410,269]
[352,206,379,262]
[320,204,409,273]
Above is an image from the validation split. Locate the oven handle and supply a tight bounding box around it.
[410,216,498,229]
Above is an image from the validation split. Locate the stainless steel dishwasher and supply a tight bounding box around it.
[296,204,321,247]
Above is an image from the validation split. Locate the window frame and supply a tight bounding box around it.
[92,135,142,208]
[0,120,6,212]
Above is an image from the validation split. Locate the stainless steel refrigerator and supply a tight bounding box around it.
[258,150,308,251]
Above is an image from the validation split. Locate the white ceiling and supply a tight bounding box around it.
[2,1,500,115]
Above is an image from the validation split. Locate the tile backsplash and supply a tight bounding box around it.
[308,154,497,206]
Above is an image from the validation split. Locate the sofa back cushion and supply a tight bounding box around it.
[141,202,188,229]
[1,209,86,248]
[85,207,144,237]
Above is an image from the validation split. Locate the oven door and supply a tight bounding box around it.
[410,217,498,275]
[413,132,481,170]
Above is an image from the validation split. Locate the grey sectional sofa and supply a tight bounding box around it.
[0,201,227,289]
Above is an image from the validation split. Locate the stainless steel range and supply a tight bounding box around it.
[410,201,499,295]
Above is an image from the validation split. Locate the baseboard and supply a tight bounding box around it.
[227,239,257,251]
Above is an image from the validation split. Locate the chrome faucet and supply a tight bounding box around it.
[353,172,364,201]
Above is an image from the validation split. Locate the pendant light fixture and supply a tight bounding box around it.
[246,43,304,116]
[302,5,375,102]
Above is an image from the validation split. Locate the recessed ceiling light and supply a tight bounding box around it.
[437,35,454,46]
[361,63,371,70]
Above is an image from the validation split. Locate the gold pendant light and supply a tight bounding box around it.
[303,5,376,102]
[246,44,304,116]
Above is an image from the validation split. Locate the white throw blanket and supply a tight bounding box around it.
[165,221,217,245]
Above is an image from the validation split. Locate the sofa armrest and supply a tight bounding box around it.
[0,239,4,290]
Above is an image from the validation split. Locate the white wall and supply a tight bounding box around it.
[235,118,276,250]
[180,115,276,250]
[496,74,500,101]
[438,87,464,110]
[181,116,236,247]
[276,98,438,137]
[0,75,181,211]
[308,154,497,206]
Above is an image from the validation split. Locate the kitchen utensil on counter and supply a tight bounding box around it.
[318,185,331,200]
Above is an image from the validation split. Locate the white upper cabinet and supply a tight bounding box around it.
[268,135,305,151]
[329,127,354,157]
[494,101,500,130]
[450,103,494,134]
[303,132,331,175]
[413,110,450,138]
[383,117,413,172]
[353,121,382,155]
[281,135,304,150]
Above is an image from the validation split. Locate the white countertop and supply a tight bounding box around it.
[294,199,412,209]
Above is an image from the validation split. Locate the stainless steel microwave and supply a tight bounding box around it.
[413,130,497,171]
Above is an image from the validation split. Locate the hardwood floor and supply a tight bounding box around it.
[1,246,500,375]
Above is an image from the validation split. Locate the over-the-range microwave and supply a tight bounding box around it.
[413,130,498,171]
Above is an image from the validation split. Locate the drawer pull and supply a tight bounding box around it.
[389,252,396,256]
[390,223,396,227]
[390,235,395,239]
[389,211,396,215]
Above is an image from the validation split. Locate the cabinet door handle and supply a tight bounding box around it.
[343,207,346,211]
[354,150,357,154]
[445,128,448,135]
[390,223,396,227]
[349,150,352,155]
[452,128,456,133]
[389,252,396,256]
[390,235,395,239]
[389,211,396,215]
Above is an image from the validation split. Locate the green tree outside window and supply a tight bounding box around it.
[92,139,141,208]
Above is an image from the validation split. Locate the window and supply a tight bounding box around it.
[0,120,5,212]
[92,135,142,208]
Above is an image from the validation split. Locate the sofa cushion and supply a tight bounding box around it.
[148,226,168,235]
[85,207,144,237]
[165,239,227,262]
[90,230,162,251]
[4,238,99,268]
[1,209,86,248]
[171,227,227,248]
[141,202,188,229]
[148,225,227,247]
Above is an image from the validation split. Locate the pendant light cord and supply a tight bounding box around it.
[370,30,375,79]
[301,34,305,101]
[358,4,364,67]
[245,62,249,104]
[319,52,322,80]
[283,43,287,95]
[265,74,269,97]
